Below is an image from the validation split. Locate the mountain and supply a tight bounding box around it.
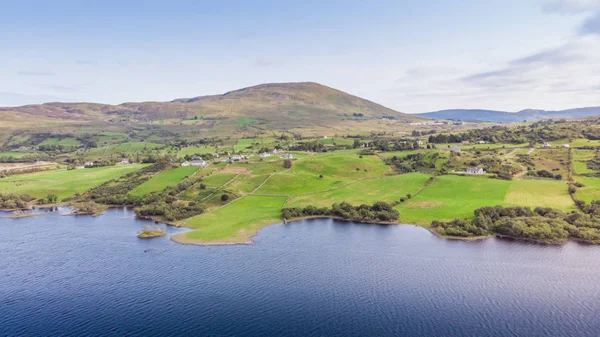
[417,107,600,123]
[0,82,420,133]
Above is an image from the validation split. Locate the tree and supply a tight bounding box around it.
[46,193,58,203]
[283,159,292,168]
[221,194,229,202]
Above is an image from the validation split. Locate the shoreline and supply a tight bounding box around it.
[5,207,600,246]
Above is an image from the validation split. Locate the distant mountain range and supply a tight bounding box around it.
[416,107,600,123]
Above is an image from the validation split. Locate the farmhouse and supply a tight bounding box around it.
[84,161,94,167]
[227,155,247,163]
[191,159,207,167]
[280,153,294,159]
[181,161,191,166]
[562,144,570,148]
[259,152,271,158]
[450,146,461,153]
[541,142,552,148]
[466,167,486,175]
[119,159,130,164]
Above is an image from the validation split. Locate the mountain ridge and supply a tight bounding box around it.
[417,107,600,123]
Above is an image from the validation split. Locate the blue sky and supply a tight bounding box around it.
[1,0,599,112]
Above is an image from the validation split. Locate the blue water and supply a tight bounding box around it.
[2,208,600,336]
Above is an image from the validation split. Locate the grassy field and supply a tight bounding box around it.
[396,175,575,225]
[0,151,37,158]
[80,142,164,157]
[38,137,81,147]
[286,173,431,208]
[130,166,198,196]
[574,176,600,203]
[234,138,277,151]
[255,153,390,195]
[504,180,573,211]
[174,196,287,243]
[0,165,146,200]
[178,145,218,156]
[199,172,238,188]
[227,174,269,194]
[548,139,600,147]
[572,150,596,175]
[396,175,511,225]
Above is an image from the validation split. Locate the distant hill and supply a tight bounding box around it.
[416,107,600,123]
[0,82,420,132]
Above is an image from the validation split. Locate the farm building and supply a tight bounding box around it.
[260,152,272,158]
[466,167,486,175]
[541,142,552,148]
[280,154,294,159]
[191,159,207,167]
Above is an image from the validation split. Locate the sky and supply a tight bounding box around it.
[1,0,600,113]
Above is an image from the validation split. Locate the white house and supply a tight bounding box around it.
[466,167,486,174]
[541,142,552,148]
[450,146,461,153]
[119,158,130,164]
[280,153,293,159]
[416,140,424,146]
[562,144,570,148]
[227,155,247,163]
[84,161,94,167]
[260,152,272,158]
[181,161,191,167]
[190,159,207,167]
[477,140,487,144]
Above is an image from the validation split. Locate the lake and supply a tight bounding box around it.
[2,208,600,336]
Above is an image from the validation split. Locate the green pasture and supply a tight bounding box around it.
[38,137,81,147]
[130,166,198,196]
[286,173,431,208]
[0,164,146,200]
[177,195,287,243]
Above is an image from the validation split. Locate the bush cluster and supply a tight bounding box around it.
[0,193,33,209]
[283,201,399,222]
[431,205,600,243]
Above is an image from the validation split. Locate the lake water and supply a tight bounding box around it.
[2,208,600,336]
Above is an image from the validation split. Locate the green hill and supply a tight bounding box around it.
[0,82,421,136]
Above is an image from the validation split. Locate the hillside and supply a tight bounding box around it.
[0,82,420,135]
[417,107,600,123]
